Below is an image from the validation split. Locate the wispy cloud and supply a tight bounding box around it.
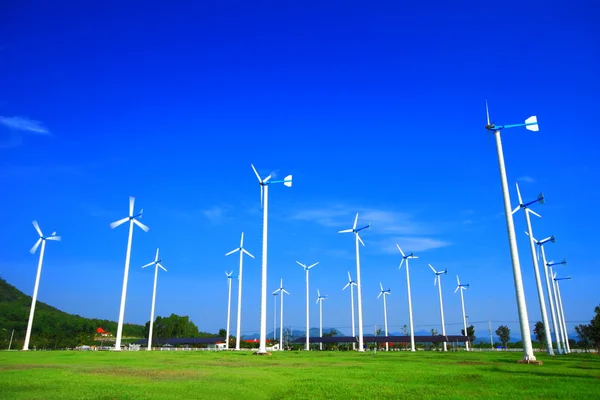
[376,236,450,253]
[0,116,49,135]
[517,176,536,184]
[203,206,226,222]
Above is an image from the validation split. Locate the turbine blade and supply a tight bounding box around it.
[240,232,244,247]
[399,259,405,270]
[141,261,155,269]
[129,196,135,217]
[296,261,306,268]
[158,263,167,272]
[30,238,42,254]
[343,283,350,290]
[456,275,460,286]
[347,271,352,282]
[133,219,150,232]
[396,244,405,257]
[283,289,290,295]
[263,175,272,183]
[515,182,523,205]
[242,248,255,258]
[429,264,436,274]
[353,213,359,230]
[434,276,437,286]
[251,164,262,183]
[338,229,353,233]
[454,286,459,294]
[225,248,240,256]
[155,248,160,262]
[110,217,129,229]
[46,235,61,241]
[272,288,281,295]
[511,205,520,215]
[528,209,542,219]
[357,234,365,247]
[32,220,43,237]
[308,262,319,269]
[485,100,491,126]
[379,282,383,291]
[377,292,382,299]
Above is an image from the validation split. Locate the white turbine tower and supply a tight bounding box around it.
[429,264,448,352]
[513,183,554,355]
[548,259,569,352]
[23,221,60,351]
[224,271,234,349]
[396,244,418,352]
[377,282,391,351]
[485,101,539,362]
[225,232,254,351]
[316,289,328,350]
[342,271,357,350]
[251,164,292,354]
[526,232,564,354]
[141,248,167,351]
[553,273,571,353]
[455,275,470,351]
[297,261,318,351]
[272,279,290,351]
[338,213,370,352]
[272,291,278,341]
[110,196,149,351]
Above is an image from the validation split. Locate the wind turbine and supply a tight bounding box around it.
[512,183,554,355]
[485,101,539,362]
[455,275,470,351]
[553,274,571,353]
[338,213,370,352]
[526,232,564,354]
[549,259,569,352]
[377,282,391,351]
[272,291,278,342]
[342,271,357,350]
[110,196,149,351]
[429,264,448,352]
[23,221,60,351]
[222,271,234,349]
[251,164,292,354]
[397,244,418,352]
[297,261,318,351]
[225,232,254,350]
[141,248,167,351]
[272,279,290,351]
[316,289,328,350]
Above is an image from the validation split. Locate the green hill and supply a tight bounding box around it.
[0,277,145,349]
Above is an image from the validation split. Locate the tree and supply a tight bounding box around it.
[430,328,440,350]
[495,325,510,348]
[575,324,591,351]
[461,325,476,343]
[575,304,600,352]
[218,329,227,337]
[533,321,545,348]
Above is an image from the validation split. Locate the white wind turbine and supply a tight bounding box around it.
[272,279,290,351]
[338,213,370,352]
[225,232,254,351]
[272,291,278,341]
[342,271,357,350]
[141,248,167,351]
[110,196,149,351]
[526,232,564,354]
[548,259,569,352]
[513,182,554,355]
[297,261,319,351]
[251,164,292,354]
[224,271,234,349]
[396,244,418,352]
[377,282,391,351]
[455,275,470,351]
[316,289,328,350]
[23,221,61,351]
[429,264,448,352]
[553,273,571,353]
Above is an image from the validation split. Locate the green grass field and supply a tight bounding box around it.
[1,350,598,399]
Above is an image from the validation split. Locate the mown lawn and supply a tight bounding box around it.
[0,350,598,399]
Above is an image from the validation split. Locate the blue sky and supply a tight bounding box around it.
[1,1,598,340]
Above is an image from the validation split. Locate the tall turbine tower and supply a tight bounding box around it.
[316,289,328,350]
[23,221,60,351]
[272,279,290,350]
[342,271,357,350]
[225,232,254,350]
[377,282,391,351]
[225,271,234,349]
[513,183,554,355]
[526,232,563,354]
[429,264,448,352]
[338,213,370,352]
[397,244,418,352]
[141,248,167,351]
[485,101,539,362]
[297,261,319,351]
[110,196,149,351]
[455,275,470,351]
[272,291,278,341]
[251,164,292,354]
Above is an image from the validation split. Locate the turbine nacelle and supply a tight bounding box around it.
[485,101,539,133]
[297,261,319,271]
[512,183,544,217]
[251,164,292,209]
[547,259,567,267]
[397,244,418,269]
[338,213,369,246]
[272,279,290,295]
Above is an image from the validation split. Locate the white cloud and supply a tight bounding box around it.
[203,206,226,222]
[0,116,49,134]
[376,236,450,253]
[517,176,536,184]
